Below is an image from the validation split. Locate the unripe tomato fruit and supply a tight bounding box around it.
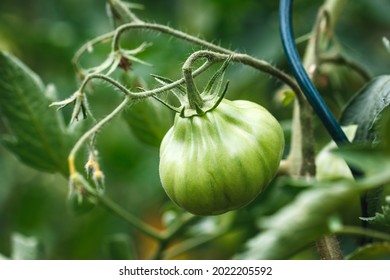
[159,99,284,215]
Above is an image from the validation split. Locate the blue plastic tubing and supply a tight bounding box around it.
[279,0,350,146]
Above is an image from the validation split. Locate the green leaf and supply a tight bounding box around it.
[333,145,390,219]
[347,242,390,260]
[332,145,390,176]
[360,206,390,227]
[236,180,358,259]
[122,97,173,147]
[0,51,72,175]
[360,197,390,227]
[202,58,230,99]
[236,162,390,259]
[0,152,14,208]
[377,106,390,155]
[340,76,390,219]
[340,75,390,143]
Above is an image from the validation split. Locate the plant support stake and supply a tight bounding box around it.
[279,0,349,146]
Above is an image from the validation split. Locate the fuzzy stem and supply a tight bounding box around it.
[98,194,164,241]
[162,231,227,260]
[282,0,348,259]
[112,22,230,54]
[316,235,343,260]
[333,226,390,242]
[77,52,304,112]
[111,22,305,98]
[72,31,116,77]
[182,65,204,110]
[322,0,348,22]
[73,22,304,99]
[152,214,200,260]
[77,61,215,101]
[319,54,371,82]
[183,50,304,102]
[71,171,164,241]
[108,0,143,24]
[312,0,349,260]
[68,96,130,171]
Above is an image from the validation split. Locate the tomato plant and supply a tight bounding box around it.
[0,0,390,261]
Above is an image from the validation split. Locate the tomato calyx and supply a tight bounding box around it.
[152,58,230,118]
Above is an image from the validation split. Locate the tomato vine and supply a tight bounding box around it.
[2,0,388,260]
[49,0,368,259]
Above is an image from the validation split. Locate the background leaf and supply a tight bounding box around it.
[104,233,137,260]
[236,180,359,259]
[347,242,390,260]
[0,51,73,175]
[236,151,390,260]
[360,204,390,227]
[339,75,390,220]
[340,75,390,143]
[377,106,390,155]
[332,145,390,177]
[122,97,174,148]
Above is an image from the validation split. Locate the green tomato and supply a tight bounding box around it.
[316,125,357,181]
[159,99,285,215]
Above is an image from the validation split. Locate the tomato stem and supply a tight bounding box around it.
[74,21,306,101]
[107,0,143,24]
[97,194,164,241]
[182,66,204,111]
[280,0,349,260]
[67,96,130,183]
[332,226,390,243]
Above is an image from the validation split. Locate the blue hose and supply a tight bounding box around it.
[279,0,370,230]
[279,0,350,146]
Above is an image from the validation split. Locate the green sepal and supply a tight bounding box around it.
[150,58,231,118]
[206,81,230,113]
[202,57,230,99]
[360,196,390,227]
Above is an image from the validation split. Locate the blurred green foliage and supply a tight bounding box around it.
[0,0,389,259]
